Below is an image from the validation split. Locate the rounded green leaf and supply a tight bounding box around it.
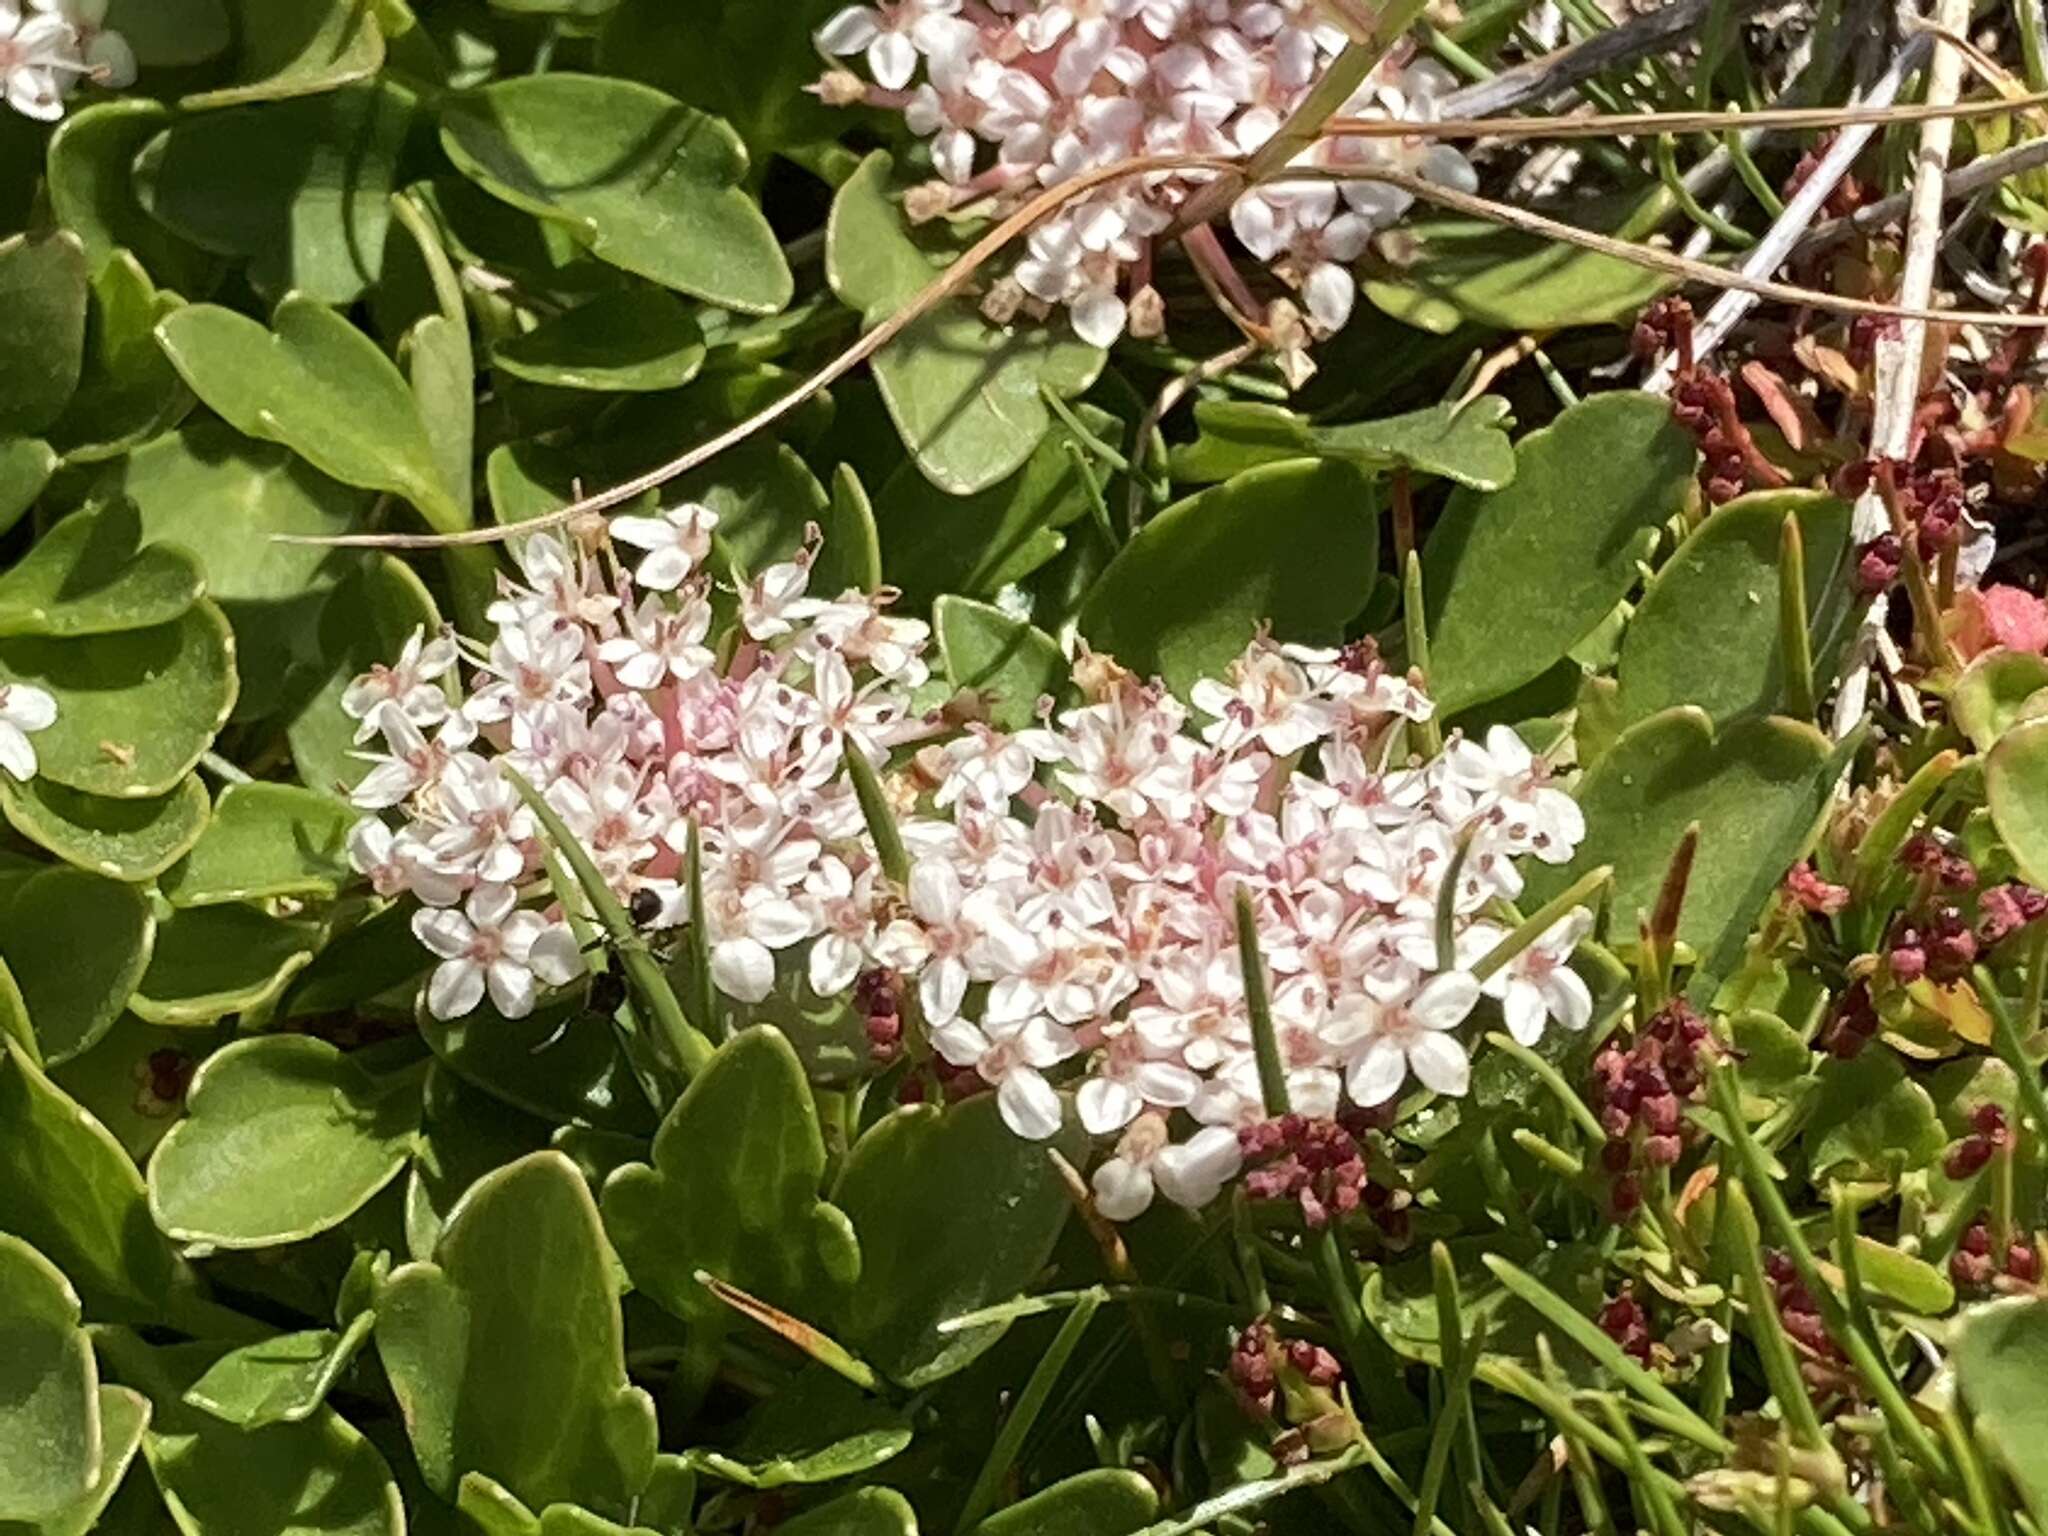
[0,1042,188,1314]
[0,1235,100,1523]
[1805,1051,1945,1180]
[1171,396,1517,491]
[45,102,219,294]
[375,1151,659,1514]
[403,1064,551,1262]
[47,1013,202,1164]
[1958,650,2048,754]
[117,419,370,724]
[440,74,791,314]
[154,299,462,531]
[129,904,321,1026]
[147,1035,423,1248]
[1616,490,1853,725]
[6,1384,151,1536]
[94,1330,404,1536]
[181,0,385,109]
[493,291,706,393]
[1954,1295,2048,1526]
[1,772,208,885]
[182,1313,376,1429]
[1989,715,2048,889]
[1524,708,1840,985]
[935,596,1065,731]
[0,600,237,799]
[826,152,1102,494]
[159,782,351,907]
[0,232,89,437]
[0,500,205,639]
[1425,393,1696,715]
[1078,458,1380,698]
[0,868,154,1065]
[776,1489,917,1536]
[0,437,56,539]
[418,994,657,1137]
[834,1096,1081,1387]
[972,1469,1159,1536]
[602,1027,859,1329]
[136,85,415,306]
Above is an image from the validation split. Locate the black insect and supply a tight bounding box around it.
[629,887,664,929]
[585,968,628,1019]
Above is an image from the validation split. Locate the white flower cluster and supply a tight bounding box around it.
[0,0,133,121]
[345,518,1593,1221]
[812,0,1477,345]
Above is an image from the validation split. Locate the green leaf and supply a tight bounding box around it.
[1955,649,2048,753]
[0,1235,101,1522]
[46,1014,198,1165]
[0,500,204,639]
[419,994,657,1137]
[1078,458,1379,697]
[47,255,196,466]
[970,1469,1158,1536]
[0,1385,150,1536]
[403,311,478,585]
[129,904,320,1027]
[182,0,386,110]
[114,419,368,724]
[1986,717,2048,889]
[935,596,1065,731]
[155,298,463,531]
[376,1151,659,1514]
[288,556,437,794]
[1954,1295,2048,1525]
[493,292,707,393]
[147,1035,423,1248]
[0,1041,188,1316]
[835,1097,1080,1388]
[103,0,231,66]
[136,85,415,306]
[1525,709,1838,984]
[596,0,844,165]
[403,1064,551,1262]
[0,232,89,437]
[1617,490,1853,725]
[1425,394,1696,716]
[777,1489,918,1536]
[1841,1237,1953,1315]
[95,1330,404,1536]
[826,153,1102,495]
[602,1027,858,1328]
[874,411,1102,606]
[159,783,352,907]
[45,103,218,295]
[1804,1052,1945,1181]
[820,464,884,594]
[682,1369,910,1489]
[0,868,154,1064]
[181,1314,376,1429]
[1362,200,1672,334]
[440,74,791,314]
[0,602,237,799]
[1169,396,1517,491]
[0,438,55,538]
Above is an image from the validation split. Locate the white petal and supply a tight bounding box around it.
[1347,1036,1408,1106]
[908,857,962,923]
[0,723,35,783]
[929,1018,990,1068]
[526,926,584,988]
[809,935,862,998]
[868,28,917,89]
[920,956,967,1023]
[746,896,815,950]
[85,28,135,87]
[487,959,539,1019]
[1,685,57,731]
[1069,288,1127,348]
[1092,1157,1155,1221]
[1413,970,1480,1030]
[412,907,475,961]
[1078,1075,1141,1135]
[428,959,485,1020]
[1154,1126,1242,1209]
[712,937,776,1003]
[1541,966,1594,1032]
[1302,260,1355,335]
[633,545,693,593]
[1407,1030,1470,1097]
[816,6,881,53]
[1503,980,1547,1046]
[997,1068,1064,1140]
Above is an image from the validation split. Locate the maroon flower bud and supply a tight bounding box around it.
[1643,1134,1684,1167]
[1973,1103,2010,1140]
[1855,534,1903,596]
[1611,1173,1642,1216]
[1944,1136,1995,1180]
[1888,924,1928,985]
[1601,1138,1634,1173]
[2008,1241,2043,1284]
[1784,861,1850,915]
[1952,1248,1996,1290]
[1961,1218,1994,1257]
[1783,1309,1831,1354]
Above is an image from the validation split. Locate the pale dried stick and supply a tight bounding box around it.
[1646,32,1937,392]
[1791,136,2048,258]
[1832,0,1970,741]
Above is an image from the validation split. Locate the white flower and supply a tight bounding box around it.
[0,681,56,780]
[929,1011,1077,1140]
[1322,970,1480,1105]
[1092,1113,1242,1220]
[342,626,458,742]
[596,591,714,690]
[30,0,129,88]
[1480,908,1594,1045]
[412,883,582,1020]
[608,502,719,592]
[0,0,76,120]
[347,818,465,907]
[814,0,962,90]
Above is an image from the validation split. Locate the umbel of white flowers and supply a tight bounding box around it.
[810,0,1478,348]
[344,512,1592,1221]
[0,0,134,121]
